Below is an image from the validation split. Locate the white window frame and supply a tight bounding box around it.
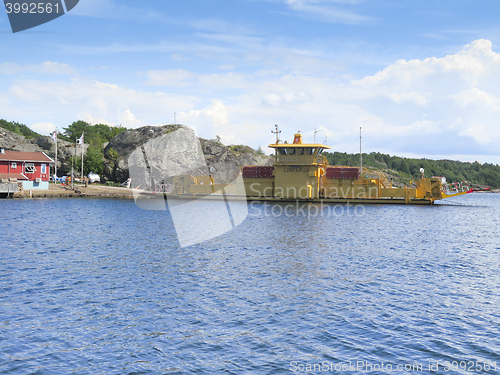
[11,162,17,169]
[25,163,36,173]
[40,164,46,174]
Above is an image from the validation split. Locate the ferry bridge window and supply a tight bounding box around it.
[318,148,324,155]
[277,147,287,155]
[287,148,295,155]
[297,148,304,155]
[306,148,316,155]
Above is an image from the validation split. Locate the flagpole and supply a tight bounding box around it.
[81,132,84,182]
[72,138,76,190]
[55,129,58,179]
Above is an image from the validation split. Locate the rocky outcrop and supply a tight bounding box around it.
[0,128,25,151]
[104,125,272,184]
[199,139,271,183]
[103,125,184,183]
[0,128,43,153]
[105,125,183,159]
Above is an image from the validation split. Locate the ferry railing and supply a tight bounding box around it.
[361,168,391,188]
[317,155,329,166]
[442,181,470,195]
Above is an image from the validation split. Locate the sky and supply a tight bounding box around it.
[1,0,500,164]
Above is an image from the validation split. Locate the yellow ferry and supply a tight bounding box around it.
[168,130,472,205]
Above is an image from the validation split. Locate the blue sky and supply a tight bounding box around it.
[1,0,500,163]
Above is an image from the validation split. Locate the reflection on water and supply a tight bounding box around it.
[0,193,499,374]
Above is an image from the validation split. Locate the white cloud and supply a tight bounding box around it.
[120,109,142,128]
[196,33,265,48]
[69,0,165,22]
[0,61,76,75]
[171,54,190,62]
[2,39,500,162]
[458,123,494,145]
[77,113,115,126]
[145,69,197,87]
[345,39,500,156]
[198,72,248,89]
[451,88,500,110]
[388,91,428,106]
[354,39,499,91]
[2,78,198,135]
[262,90,311,107]
[283,0,372,25]
[145,69,252,91]
[179,100,229,139]
[31,122,57,134]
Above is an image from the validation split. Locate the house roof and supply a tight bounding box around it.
[0,150,53,163]
[0,173,29,181]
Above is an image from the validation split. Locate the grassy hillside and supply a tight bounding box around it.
[324,151,500,189]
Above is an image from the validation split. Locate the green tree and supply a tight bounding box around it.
[105,147,119,163]
[213,135,223,145]
[63,121,127,144]
[83,139,105,175]
[63,120,90,141]
[0,119,41,138]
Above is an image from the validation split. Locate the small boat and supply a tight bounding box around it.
[472,187,490,192]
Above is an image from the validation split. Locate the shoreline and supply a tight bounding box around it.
[12,183,134,200]
[8,183,500,200]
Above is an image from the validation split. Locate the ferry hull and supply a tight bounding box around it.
[143,191,469,205]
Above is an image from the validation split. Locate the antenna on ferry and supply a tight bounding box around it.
[271,124,281,144]
[314,128,324,143]
[271,124,281,163]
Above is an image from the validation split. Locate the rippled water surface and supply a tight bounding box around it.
[1,194,500,374]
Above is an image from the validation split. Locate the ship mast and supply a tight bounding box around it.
[360,127,363,173]
[272,124,281,144]
[271,124,281,163]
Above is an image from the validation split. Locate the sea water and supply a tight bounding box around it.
[0,194,499,374]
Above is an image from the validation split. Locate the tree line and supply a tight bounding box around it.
[323,151,500,188]
[0,119,40,138]
[0,118,126,143]
[2,118,500,187]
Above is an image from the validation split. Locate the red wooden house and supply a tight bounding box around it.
[0,149,53,190]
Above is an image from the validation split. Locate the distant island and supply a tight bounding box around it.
[1,118,499,189]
